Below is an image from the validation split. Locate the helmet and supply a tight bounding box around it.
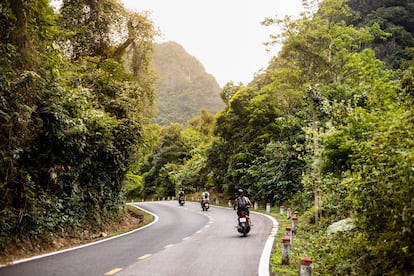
[237,188,244,195]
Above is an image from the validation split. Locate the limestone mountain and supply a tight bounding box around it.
[151,41,225,125]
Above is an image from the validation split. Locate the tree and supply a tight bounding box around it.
[0,0,157,251]
[261,0,413,273]
[262,0,385,221]
[207,78,306,202]
[0,0,62,249]
[348,0,414,68]
[141,123,191,197]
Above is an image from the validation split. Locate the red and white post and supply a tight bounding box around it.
[285,226,292,243]
[287,207,292,219]
[299,256,312,276]
[292,217,298,234]
[281,236,291,265]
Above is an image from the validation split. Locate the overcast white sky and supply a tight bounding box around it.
[120,1,305,86]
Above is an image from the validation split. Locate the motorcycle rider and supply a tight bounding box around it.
[233,188,252,223]
[177,190,185,204]
[200,188,210,208]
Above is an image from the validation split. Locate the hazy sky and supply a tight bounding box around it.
[121,1,305,86]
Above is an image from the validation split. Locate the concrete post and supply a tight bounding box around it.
[299,256,312,276]
[294,211,299,218]
[287,207,292,219]
[292,217,298,234]
[228,200,232,207]
[215,198,219,205]
[285,226,292,243]
[281,236,291,265]
[254,201,258,210]
[280,205,284,215]
[266,202,271,213]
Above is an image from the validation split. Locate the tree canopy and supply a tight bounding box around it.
[0,0,156,250]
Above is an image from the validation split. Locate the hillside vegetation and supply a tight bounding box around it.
[151,42,225,125]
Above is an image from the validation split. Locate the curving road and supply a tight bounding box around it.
[0,201,277,276]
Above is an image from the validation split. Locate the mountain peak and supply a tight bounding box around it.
[151,41,225,125]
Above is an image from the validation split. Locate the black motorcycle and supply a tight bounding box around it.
[178,196,185,206]
[201,199,209,211]
[236,211,251,236]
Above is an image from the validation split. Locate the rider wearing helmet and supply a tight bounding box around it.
[233,188,252,217]
[177,190,185,204]
[200,188,210,207]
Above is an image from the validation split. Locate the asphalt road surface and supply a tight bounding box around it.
[0,201,276,276]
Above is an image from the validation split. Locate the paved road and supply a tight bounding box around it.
[0,201,276,276]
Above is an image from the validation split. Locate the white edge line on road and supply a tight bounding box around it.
[257,212,279,276]
[2,202,159,267]
[210,204,279,276]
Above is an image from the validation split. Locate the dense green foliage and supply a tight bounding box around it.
[0,0,156,250]
[263,0,413,273]
[348,0,414,68]
[137,109,216,198]
[207,84,306,203]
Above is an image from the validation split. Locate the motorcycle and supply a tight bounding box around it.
[178,196,185,206]
[201,199,209,211]
[236,211,251,236]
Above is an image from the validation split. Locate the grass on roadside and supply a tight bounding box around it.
[269,210,315,276]
[247,207,314,276]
